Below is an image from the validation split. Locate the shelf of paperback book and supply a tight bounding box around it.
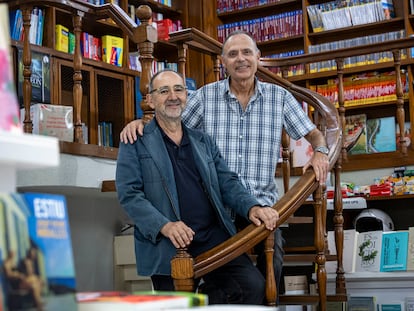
[0,131,59,192]
[326,271,414,300]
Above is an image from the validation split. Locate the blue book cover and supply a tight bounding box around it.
[380,231,409,272]
[366,116,396,153]
[0,192,77,311]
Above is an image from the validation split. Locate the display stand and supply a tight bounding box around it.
[0,131,59,191]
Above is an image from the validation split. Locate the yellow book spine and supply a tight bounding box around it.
[55,24,69,53]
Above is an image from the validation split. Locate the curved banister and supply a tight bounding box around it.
[193,170,320,278]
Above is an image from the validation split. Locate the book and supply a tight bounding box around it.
[378,303,404,311]
[290,136,313,168]
[345,114,368,155]
[396,121,411,149]
[406,297,414,311]
[76,291,196,310]
[380,231,409,272]
[347,296,376,311]
[55,24,69,53]
[0,192,77,311]
[133,290,208,307]
[326,229,359,273]
[102,35,124,67]
[407,227,414,271]
[366,116,396,153]
[17,48,51,107]
[355,230,383,272]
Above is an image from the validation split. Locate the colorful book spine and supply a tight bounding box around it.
[101,35,123,67]
[55,24,69,53]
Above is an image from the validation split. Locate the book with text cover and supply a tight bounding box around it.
[407,227,414,271]
[355,230,383,272]
[326,229,359,273]
[366,116,396,153]
[380,231,409,272]
[17,48,51,107]
[0,192,77,311]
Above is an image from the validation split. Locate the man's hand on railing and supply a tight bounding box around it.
[160,221,195,249]
[120,119,144,144]
[248,206,279,231]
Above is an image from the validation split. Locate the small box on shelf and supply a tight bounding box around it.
[20,103,74,142]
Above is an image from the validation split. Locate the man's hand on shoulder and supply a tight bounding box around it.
[120,119,145,144]
[248,206,278,231]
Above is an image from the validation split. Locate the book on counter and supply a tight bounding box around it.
[347,296,376,311]
[407,227,414,271]
[76,290,208,310]
[326,229,359,273]
[380,230,409,272]
[378,302,404,311]
[355,230,383,272]
[0,192,77,311]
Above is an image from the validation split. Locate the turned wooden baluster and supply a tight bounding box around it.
[176,43,188,80]
[21,6,33,133]
[335,58,346,162]
[333,157,346,296]
[213,56,221,81]
[135,5,157,123]
[171,248,195,292]
[281,67,291,194]
[393,50,407,155]
[333,57,346,296]
[73,12,84,143]
[264,230,276,307]
[313,185,327,311]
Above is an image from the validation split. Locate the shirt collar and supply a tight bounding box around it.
[224,76,262,98]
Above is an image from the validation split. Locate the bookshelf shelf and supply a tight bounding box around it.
[307,18,405,45]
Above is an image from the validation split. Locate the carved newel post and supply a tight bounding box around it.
[133,5,157,123]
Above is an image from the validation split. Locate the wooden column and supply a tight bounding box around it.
[21,6,33,133]
[264,232,276,307]
[281,68,291,194]
[313,185,327,311]
[176,43,188,80]
[334,58,346,296]
[73,12,84,143]
[135,5,157,124]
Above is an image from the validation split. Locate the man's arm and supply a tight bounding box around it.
[303,128,330,185]
[119,119,144,144]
